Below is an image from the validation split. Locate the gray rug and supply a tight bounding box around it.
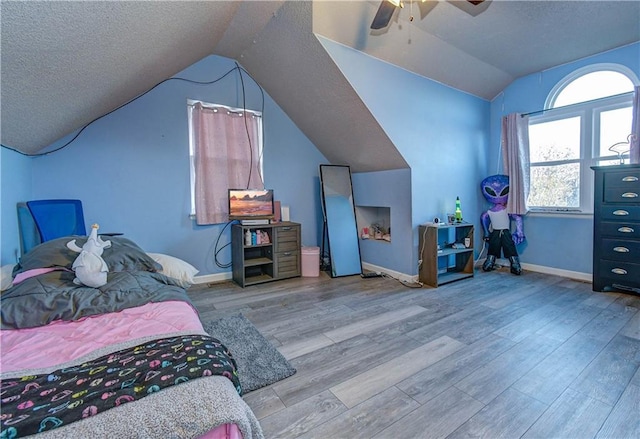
[202,313,296,394]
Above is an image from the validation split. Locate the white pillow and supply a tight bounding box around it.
[146,253,199,284]
[1,264,15,291]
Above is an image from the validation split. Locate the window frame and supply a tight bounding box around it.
[187,99,264,218]
[527,65,637,215]
[545,63,637,109]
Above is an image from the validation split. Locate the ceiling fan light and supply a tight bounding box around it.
[388,0,402,7]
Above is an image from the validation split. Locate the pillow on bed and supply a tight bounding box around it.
[147,253,199,284]
[13,236,162,275]
[1,264,15,291]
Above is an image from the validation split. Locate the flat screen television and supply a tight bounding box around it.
[228,189,274,221]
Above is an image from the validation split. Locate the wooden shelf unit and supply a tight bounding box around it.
[418,223,474,288]
[232,222,301,287]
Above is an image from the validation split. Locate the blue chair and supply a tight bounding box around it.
[17,203,41,257]
[17,199,87,255]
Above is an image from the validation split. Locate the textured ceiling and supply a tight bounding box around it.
[1,1,639,173]
[235,1,409,172]
[316,0,640,99]
[1,0,239,154]
[203,0,408,172]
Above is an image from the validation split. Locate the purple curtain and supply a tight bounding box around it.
[501,113,530,215]
[631,85,639,164]
[193,103,263,225]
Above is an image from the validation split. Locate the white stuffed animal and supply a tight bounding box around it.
[66,224,112,288]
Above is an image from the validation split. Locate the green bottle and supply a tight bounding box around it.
[455,197,462,222]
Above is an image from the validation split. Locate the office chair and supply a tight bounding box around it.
[17,199,87,255]
[17,203,40,257]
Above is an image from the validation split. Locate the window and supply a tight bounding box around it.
[527,65,637,213]
[187,100,264,223]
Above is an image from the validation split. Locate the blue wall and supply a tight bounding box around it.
[490,42,640,275]
[1,149,32,264]
[2,56,327,275]
[321,37,490,275]
[4,42,637,279]
[353,169,413,274]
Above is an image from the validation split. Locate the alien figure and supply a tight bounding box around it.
[480,174,524,275]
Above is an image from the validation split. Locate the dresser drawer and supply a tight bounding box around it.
[600,221,640,239]
[600,205,640,221]
[275,252,300,278]
[598,259,640,287]
[601,239,640,262]
[274,225,300,252]
[604,187,640,203]
[604,169,640,188]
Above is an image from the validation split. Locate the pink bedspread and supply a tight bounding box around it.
[0,300,204,373]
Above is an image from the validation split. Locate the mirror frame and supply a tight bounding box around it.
[319,164,363,277]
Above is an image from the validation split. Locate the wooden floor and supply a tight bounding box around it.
[187,268,640,439]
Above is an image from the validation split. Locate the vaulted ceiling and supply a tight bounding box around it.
[2,1,639,172]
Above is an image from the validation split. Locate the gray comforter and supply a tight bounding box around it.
[1,269,192,329]
[2,235,191,329]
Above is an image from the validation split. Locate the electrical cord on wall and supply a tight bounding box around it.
[1,63,265,159]
[234,61,266,189]
[213,220,238,269]
[474,239,487,268]
[1,61,270,272]
[416,225,429,273]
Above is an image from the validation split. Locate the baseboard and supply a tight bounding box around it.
[361,262,416,284]
[363,260,592,285]
[520,262,592,282]
[193,261,592,286]
[193,272,232,285]
[478,257,592,283]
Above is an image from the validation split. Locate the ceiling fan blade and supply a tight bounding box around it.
[416,1,438,21]
[449,0,492,16]
[370,1,399,30]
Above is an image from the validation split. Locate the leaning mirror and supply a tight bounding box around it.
[319,165,362,277]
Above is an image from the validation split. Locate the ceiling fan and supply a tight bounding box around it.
[371,0,491,30]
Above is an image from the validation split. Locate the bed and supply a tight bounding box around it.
[0,236,263,439]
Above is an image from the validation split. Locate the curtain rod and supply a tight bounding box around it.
[521,90,635,117]
[187,100,262,117]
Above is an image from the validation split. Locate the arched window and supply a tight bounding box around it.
[527,64,637,212]
[549,66,636,108]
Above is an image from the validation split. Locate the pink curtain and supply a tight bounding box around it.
[501,113,530,215]
[193,103,263,225]
[631,85,639,164]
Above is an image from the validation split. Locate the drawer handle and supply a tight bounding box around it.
[621,192,638,198]
[281,227,291,231]
[611,268,628,275]
[283,252,292,256]
[613,210,629,216]
[622,176,638,182]
[613,246,630,253]
[618,226,635,233]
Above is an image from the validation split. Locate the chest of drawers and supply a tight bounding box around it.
[592,164,640,294]
[232,222,301,287]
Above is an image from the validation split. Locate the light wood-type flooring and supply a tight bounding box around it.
[187,268,640,439]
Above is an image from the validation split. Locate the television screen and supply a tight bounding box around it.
[228,189,274,220]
